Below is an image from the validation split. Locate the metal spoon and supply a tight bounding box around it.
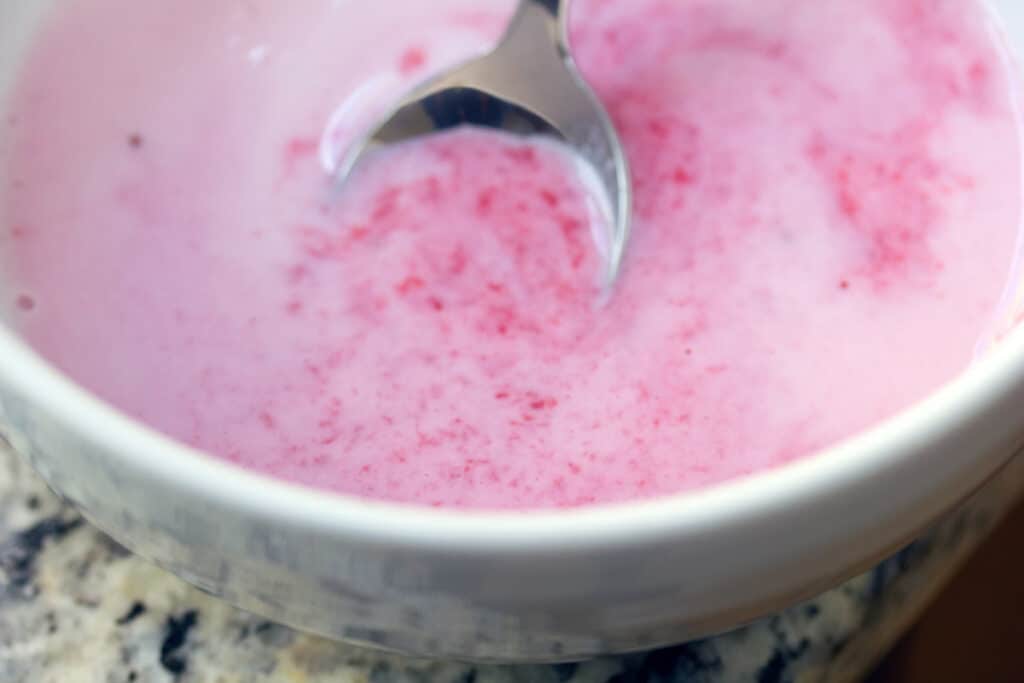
[334,0,632,284]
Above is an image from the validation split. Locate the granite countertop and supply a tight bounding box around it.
[2,441,1023,683]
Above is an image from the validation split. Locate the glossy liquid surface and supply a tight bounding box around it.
[2,0,1022,508]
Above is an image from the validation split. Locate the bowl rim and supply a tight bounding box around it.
[2,317,1024,551]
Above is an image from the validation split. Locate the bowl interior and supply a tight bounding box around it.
[0,0,1023,535]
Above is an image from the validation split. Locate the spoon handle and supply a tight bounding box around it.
[524,0,564,17]
[504,0,570,54]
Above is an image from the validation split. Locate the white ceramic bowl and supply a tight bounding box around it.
[3,0,1024,663]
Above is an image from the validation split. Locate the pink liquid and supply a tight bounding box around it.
[2,0,1022,509]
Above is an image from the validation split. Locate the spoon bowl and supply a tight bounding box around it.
[334,0,632,283]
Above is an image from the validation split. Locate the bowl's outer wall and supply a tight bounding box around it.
[2,0,1024,661]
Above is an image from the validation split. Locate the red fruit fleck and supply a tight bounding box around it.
[672,167,694,185]
[299,226,336,259]
[969,60,988,85]
[372,188,401,221]
[448,246,468,275]
[476,188,497,215]
[420,175,442,202]
[15,294,35,312]
[503,146,537,165]
[559,216,586,267]
[282,137,318,177]
[838,190,860,218]
[396,276,425,295]
[560,216,582,235]
[529,398,557,410]
[259,412,277,430]
[647,119,671,139]
[398,46,427,75]
[286,137,317,159]
[349,225,369,242]
[287,264,309,284]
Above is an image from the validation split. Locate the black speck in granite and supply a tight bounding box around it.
[0,514,83,600]
[756,651,787,683]
[159,610,198,677]
[255,621,294,648]
[369,662,393,683]
[641,641,723,681]
[867,539,937,602]
[768,616,810,660]
[116,601,147,626]
[645,646,682,679]
[242,621,278,638]
[554,663,579,681]
[828,637,850,660]
[74,594,101,608]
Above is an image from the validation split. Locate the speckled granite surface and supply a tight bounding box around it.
[2,441,1023,683]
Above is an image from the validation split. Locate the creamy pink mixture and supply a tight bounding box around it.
[2,0,1022,509]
